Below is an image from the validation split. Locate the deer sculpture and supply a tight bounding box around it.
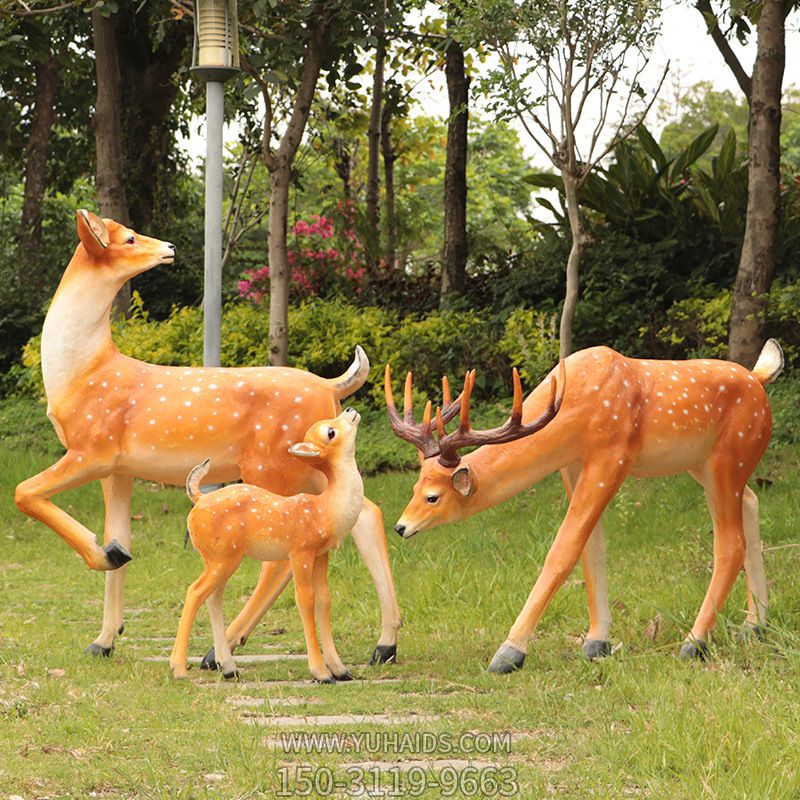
[173,408,364,682]
[14,210,401,665]
[385,341,782,672]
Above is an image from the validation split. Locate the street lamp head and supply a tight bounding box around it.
[192,0,240,82]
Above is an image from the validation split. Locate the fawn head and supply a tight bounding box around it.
[289,407,361,469]
[385,362,565,539]
[76,209,176,282]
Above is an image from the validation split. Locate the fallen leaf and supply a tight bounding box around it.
[612,599,628,611]
[269,627,287,636]
[47,668,66,678]
[16,661,25,677]
[643,613,662,642]
[131,513,144,521]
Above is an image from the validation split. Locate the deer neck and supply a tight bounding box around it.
[463,429,571,516]
[320,459,365,537]
[40,261,122,406]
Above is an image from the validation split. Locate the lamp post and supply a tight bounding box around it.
[192,0,239,367]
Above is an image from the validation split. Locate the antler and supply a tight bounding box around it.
[384,366,472,458]
[435,360,567,468]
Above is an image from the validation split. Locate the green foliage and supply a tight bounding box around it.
[498,307,560,385]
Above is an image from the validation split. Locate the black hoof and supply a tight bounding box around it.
[104,539,132,569]
[200,648,220,671]
[679,638,709,661]
[84,642,113,657]
[487,643,526,674]
[117,625,125,636]
[333,671,354,682]
[370,644,397,665]
[314,676,336,685]
[582,639,612,661]
[739,622,767,642]
[223,669,240,680]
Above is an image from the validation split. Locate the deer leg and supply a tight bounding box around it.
[15,450,123,570]
[207,581,240,679]
[561,466,612,660]
[680,466,747,660]
[351,498,402,665]
[489,462,624,674]
[741,485,767,636]
[170,563,225,679]
[312,551,350,680]
[86,474,134,656]
[290,549,332,683]
[200,559,292,671]
[690,472,767,644]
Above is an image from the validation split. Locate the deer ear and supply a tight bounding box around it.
[289,442,322,459]
[77,209,109,256]
[451,464,476,497]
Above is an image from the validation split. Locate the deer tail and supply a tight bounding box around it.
[751,339,783,386]
[328,345,370,400]
[186,458,211,505]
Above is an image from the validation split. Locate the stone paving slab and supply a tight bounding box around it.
[226,696,317,708]
[143,653,306,663]
[198,677,407,689]
[244,712,440,727]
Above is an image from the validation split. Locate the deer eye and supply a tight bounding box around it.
[327,427,336,440]
[126,235,135,245]
[426,495,439,504]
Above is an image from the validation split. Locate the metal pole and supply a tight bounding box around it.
[203,79,224,368]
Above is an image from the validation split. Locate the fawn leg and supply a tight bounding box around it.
[200,560,291,670]
[741,486,767,634]
[290,550,332,683]
[170,564,224,679]
[207,579,240,679]
[312,551,350,680]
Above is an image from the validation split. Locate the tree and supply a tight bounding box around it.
[465,0,664,356]
[695,0,796,366]
[440,2,469,307]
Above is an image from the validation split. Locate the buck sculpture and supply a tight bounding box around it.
[386,341,782,671]
[174,408,365,682]
[14,210,401,664]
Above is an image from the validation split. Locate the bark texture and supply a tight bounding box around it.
[265,22,330,366]
[727,0,786,367]
[381,102,398,269]
[18,51,60,262]
[92,7,131,317]
[559,173,586,359]
[366,0,387,268]
[440,17,469,307]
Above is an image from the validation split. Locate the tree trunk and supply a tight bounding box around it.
[727,0,786,367]
[381,102,398,269]
[366,0,387,268]
[440,15,469,307]
[264,20,330,366]
[92,7,131,317]
[268,160,291,366]
[559,173,585,358]
[17,51,60,264]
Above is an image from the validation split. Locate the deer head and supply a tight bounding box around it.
[385,362,565,538]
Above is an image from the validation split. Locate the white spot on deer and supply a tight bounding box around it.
[603,399,610,407]
[255,424,262,431]
[191,387,201,394]
[294,396,302,403]
[160,396,166,402]
[86,414,93,420]
[209,383,218,389]
[185,401,192,407]
[149,419,156,425]
[282,424,289,431]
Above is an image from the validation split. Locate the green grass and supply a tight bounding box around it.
[1,395,800,798]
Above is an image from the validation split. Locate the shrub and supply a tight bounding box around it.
[499,307,560,385]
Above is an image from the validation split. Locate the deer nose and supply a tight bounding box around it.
[167,243,176,252]
[394,523,406,537]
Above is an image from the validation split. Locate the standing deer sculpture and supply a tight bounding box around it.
[173,407,364,682]
[385,341,782,671]
[14,210,401,665]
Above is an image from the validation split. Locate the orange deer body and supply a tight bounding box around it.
[172,409,364,682]
[15,211,401,663]
[387,342,782,671]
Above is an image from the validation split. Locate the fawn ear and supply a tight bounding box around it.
[289,442,322,460]
[451,464,476,497]
[77,209,109,256]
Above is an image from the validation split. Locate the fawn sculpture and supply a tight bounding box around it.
[14,211,401,664]
[172,408,364,682]
[386,342,782,671]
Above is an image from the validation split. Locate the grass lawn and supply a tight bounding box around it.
[1,395,799,799]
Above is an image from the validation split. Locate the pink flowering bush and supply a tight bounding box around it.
[239,201,366,303]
